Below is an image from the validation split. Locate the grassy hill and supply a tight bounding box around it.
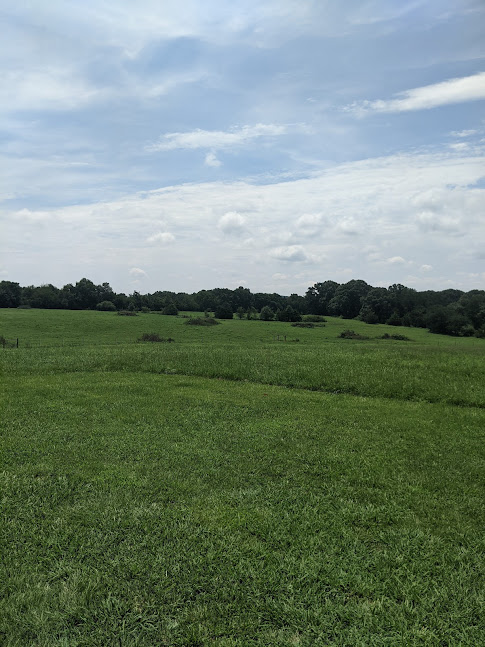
[1,309,484,645]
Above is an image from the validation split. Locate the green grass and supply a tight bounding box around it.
[1,309,484,645]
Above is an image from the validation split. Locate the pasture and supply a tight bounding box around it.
[1,309,484,646]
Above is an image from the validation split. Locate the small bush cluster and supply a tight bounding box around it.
[339,330,368,340]
[117,310,138,316]
[380,333,411,341]
[137,333,175,342]
[291,322,316,328]
[185,317,220,326]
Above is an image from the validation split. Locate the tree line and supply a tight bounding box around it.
[1,277,484,337]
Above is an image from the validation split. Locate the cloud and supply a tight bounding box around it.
[146,231,175,244]
[385,256,406,264]
[449,142,469,151]
[272,273,289,280]
[0,67,104,113]
[218,212,246,235]
[420,264,433,272]
[270,245,307,262]
[147,123,294,152]
[346,72,485,115]
[3,146,485,292]
[129,267,147,278]
[451,130,478,138]
[295,213,324,236]
[205,151,222,167]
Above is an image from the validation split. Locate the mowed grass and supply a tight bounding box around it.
[1,309,485,645]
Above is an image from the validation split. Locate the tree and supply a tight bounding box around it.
[96,300,116,311]
[305,281,339,315]
[276,306,302,322]
[214,302,233,319]
[0,281,21,308]
[162,303,178,315]
[359,288,393,323]
[329,280,371,319]
[260,306,275,321]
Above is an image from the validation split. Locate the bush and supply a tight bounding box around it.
[291,322,315,328]
[339,330,368,340]
[380,333,410,341]
[185,317,220,326]
[96,301,117,311]
[386,311,402,326]
[137,333,174,342]
[214,302,233,319]
[117,310,138,316]
[276,306,302,322]
[162,303,178,316]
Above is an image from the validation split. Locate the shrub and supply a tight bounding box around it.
[386,311,403,326]
[162,303,178,316]
[214,302,233,319]
[185,317,220,326]
[339,329,368,340]
[117,310,138,316]
[291,322,315,328]
[276,306,302,322]
[380,333,410,341]
[137,333,174,342]
[96,300,117,311]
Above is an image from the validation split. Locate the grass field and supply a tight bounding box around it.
[1,309,484,646]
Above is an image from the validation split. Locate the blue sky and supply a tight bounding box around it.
[2,0,485,295]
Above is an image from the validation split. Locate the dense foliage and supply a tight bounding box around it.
[1,277,484,337]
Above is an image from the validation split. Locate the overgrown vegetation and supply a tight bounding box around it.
[339,329,369,340]
[184,316,220,326]
[380,333,411,341]
[137,332,174,342]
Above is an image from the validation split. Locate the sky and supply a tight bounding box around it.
[1,0,485,296]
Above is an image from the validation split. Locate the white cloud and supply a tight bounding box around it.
[3,146,485,292]
[295,213,324,236]
[270,245,307,262]
[451,130,478,138]
[0,68,104,113]
[129,267,147,278]
[146,232,175,244]
[420,264,433,272]
[347,72,485,115]
[449,142,469,151]
[205,151,222,167]
[385,256,406,264]
[218,212,246,235]
[147,123,294,152]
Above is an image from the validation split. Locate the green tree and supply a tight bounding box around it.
[276,306,302,322]
[0,281,21,308]
[214,302,233,319]
[162,303,178,315]
[260,306,275,321]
